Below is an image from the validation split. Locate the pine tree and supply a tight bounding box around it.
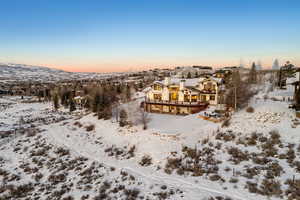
[119,109,128,127]
[249,62,257,84]
[92,92,101,113]
[195,71,199,78]
[225,70,255,110]
[69,98,76,112]
[295,86,300,108]
[125,85,131,101]
[53,93,59,110]
[187,72,192,79]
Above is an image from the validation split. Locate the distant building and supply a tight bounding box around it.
[256,60,262,70]
[272,59,280,70]
[174,66,213,78]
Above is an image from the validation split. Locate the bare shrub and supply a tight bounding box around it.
[137,107,150,130]
[215,131,235,142]
[123,188,140,199]
[48,173,67,184]
[251,153,271,165]
[139,155,152,166]
[221,118,231,127]
[285,179,300,200]
[266,161,283,177]
[227,147,249,164]
[127,145,136,158]
[269,130,281,143]
[245,181,259,193]
[243,166,261,179]
[245,132,259,146]
[229,177,239,183]
[5,183,34,199]
[260,179,282,197]
[74,121,83,127]
[26,128,37,137]
[164,158,182,174]
[33,173,43,182]
[286,148,296,164]
[209,174,224,182]
[55,147,70,156]
[85,124,95,132]
[246,106,254,113]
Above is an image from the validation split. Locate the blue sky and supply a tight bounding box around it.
[0,0,299,72]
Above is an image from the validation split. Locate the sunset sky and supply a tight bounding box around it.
[0,0,299,72]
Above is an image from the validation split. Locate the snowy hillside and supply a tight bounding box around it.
[0,63,119,83]
[0,82,299,199]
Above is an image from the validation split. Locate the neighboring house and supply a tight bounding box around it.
[292,70,300,112]
[144,76,224,115]
[174,66,213,79]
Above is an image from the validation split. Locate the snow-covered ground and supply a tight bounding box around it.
[0,82,299,199]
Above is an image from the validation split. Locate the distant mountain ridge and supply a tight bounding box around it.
[0,63,115,83]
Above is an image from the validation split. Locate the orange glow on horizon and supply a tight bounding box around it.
[8,58,300,73]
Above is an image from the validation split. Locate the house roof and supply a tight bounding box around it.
[154,78,199,87]
[185,86,201,93]
[199,77,223,84]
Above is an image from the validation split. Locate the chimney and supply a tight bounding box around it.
[180,80,185,90]
[164,77,171,86]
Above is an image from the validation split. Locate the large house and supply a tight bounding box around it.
[144,76,225,115]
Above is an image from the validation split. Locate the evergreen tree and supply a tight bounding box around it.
[119,109,128,127]
[92,92,101,113]
[53,93,59,110]
[60,89,71,107]
[295,86,300,108]
[138,81,144,89]
[225,70,255,110]
[116,85,122,94]
[249,62,257,84]
[126,85,131,101]
[69,98,76,112]
[195,71,199,78]
[187,72,192,79]
[84,96,91,110]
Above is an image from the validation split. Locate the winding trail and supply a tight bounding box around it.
[44,122,249,200]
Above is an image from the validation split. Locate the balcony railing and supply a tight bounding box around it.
[145,98,207,106]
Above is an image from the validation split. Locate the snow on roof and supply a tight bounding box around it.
[74,96,83,99]
[199,76,223,83]
[154,78,199,87]
[154,77,223,87]
[142,87,152,93]
[286,77,298,85]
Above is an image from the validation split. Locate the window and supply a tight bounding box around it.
[210,95,215,100]
[191,95,198,102]
[170,93,178,100]
[153,84,162,90]
[154,94,161,100]
[184,95,189,102]
[169,86,179,92]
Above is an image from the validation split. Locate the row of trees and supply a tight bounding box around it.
[53,83,132,111]
[224,69,258,110]
[52,80,150,129]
